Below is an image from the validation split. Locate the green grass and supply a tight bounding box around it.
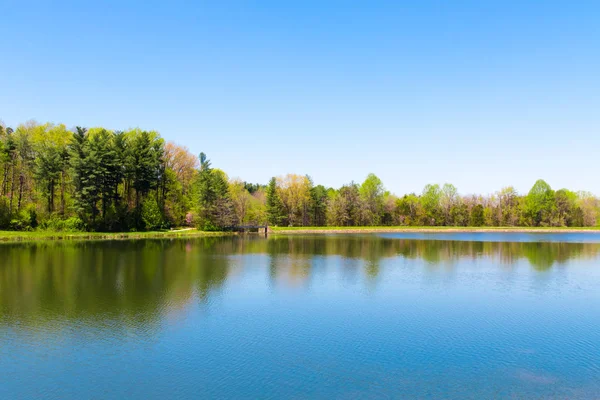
[0,229,233,242]
[2,225,599,242]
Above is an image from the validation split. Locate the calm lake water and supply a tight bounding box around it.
[2,233,600,399]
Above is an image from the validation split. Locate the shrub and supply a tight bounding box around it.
[39,216,85,232]
[141,197,164,230]
[5,205,39,231]
[185,211,196,227]
[62,217,85,231]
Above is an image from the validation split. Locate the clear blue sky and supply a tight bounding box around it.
[1,1,598,196]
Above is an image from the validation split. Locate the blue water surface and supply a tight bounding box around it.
[1,234,599,399]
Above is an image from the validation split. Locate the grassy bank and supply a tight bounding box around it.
[3,226,600,242]
[0,229,233,242]
[271,226,600,234]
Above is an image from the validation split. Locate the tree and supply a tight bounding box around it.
[130,130,163,207]
[524,179,555,226]
[395,193,424,226]
[212,169,238,228]
[3,118,600,232]
[229,179,252,223]
[554,189,577,226]
[277,174,311,226]
[266,177,285,226]
[440,183,458,225]
[0,127,15,198]
[196,153,237,230]
[35,143,63,213]
[449,198,468,226]
[469,204,485,226]
[577,191,599,227]
[164,142,198,195]
[12,122,36,213]
[197,152,217,229]
[246,188,267,225]
[141,196,163,230]
[70,127,101,225]
[421,184,442,225]
[309,184,328,226]
[359,173,384,225]
[497,186,519,226]
[327,183,361,226]
[32,124,70,215]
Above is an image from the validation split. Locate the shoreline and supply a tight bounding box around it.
[0,230,234,242]
[271,227,600,235]
[1,226,600,242]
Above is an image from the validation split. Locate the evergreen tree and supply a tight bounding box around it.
[266,177,285,226]
[196,153,237,230]
[131,131,158,206]
[90,129,118,222]
[70,127,101,226]
[34,143,63,213]
[197,152,216,229]
[309,184,328,226]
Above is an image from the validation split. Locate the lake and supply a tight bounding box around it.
[1,233,600,399]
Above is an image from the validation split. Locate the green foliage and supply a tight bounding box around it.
[266,177,285,226]
[130,131,164,204]
[309,184,328,226]
[327,184,362,226]
[395,194,423,226]
[196,154,237,230]
[359,173,384,225]
[524,179,556,226]
[39,216,85,232]
[141,196,164,230]
[69,127,166,231]
[469,204,485,227]
[449,201,468,226]
[1,119,600,232]
[421,184,442,225]
[7,204,38,231]
[0,197,11,228]
[71,127,101,223]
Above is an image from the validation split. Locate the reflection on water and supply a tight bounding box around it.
[1,234,600,399]
[1,236,600,323]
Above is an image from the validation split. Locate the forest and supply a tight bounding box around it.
[0,120,598,232]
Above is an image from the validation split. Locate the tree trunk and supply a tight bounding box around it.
[2,164,8,196]
[48,181,55,213]
[60,171,66,216]
[102,191,107,220]
[17,174,24,212]
[125,180,131,209]
[9,158,16,215]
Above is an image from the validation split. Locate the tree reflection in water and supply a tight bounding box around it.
[1,235,598,328]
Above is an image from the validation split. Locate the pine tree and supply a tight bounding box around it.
[70,127,101,226]
[266,177,285,226]
[197,152,216,229]
[131,131,157,206]
[310,184,328,226]
[91,129,117,222]
[196,153,238,230]
[34,143,63,213]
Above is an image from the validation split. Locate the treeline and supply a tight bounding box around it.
[266,174,599,228]
[0,120,598,231]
